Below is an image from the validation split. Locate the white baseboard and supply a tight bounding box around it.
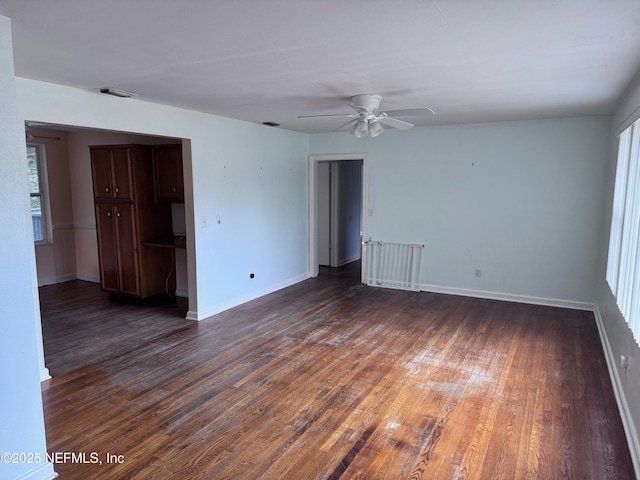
[39,366,51,382]
[37,274,77,287]
[75,274,100,283]
[418,283,595,311]
[38,274,101,286]
[174,288,188,298]
[15,462,57,479]
[189,273,311,321]
[338,254,361,267]
[593,307,640,478]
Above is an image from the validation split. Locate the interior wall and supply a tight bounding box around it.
[317,162,331,266]
[0,15,54,480]
[596,70,640,471]
[16,77,310,320]
[337,160,362,265]
[30,128,78,286]
[311,116,610,306]
[198,125,309,316]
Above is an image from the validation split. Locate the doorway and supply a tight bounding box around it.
[24,123,194,378]
[309,154,367,282]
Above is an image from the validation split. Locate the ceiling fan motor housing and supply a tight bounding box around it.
[351,94,382,113]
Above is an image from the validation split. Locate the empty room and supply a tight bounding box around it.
[1,1,640,479]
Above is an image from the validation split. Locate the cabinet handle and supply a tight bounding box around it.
[173,187,177,193]
[107,211,111,217]
[116,212,121,218]
[115,187,119,193]
[105,187,109,193]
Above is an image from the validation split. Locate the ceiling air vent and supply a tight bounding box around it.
[99,87,138,98]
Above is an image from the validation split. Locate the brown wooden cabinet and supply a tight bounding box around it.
[94,203,119,292]
[91,147,134,202]
[152,144,184,203]
[91,145,175,299]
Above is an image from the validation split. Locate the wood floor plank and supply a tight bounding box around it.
[39,265,635,479]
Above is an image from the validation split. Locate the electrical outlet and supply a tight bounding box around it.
[475,269,481,278]
[201,216,207,228]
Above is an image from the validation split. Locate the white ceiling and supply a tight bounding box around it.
[3,0,640,133]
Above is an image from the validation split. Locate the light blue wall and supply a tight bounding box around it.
[15,77,310,320]
[596,71,640,471]
[189,122,310,316]
[0,16,55,480]
[312,116,610,305]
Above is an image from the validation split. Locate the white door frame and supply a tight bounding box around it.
[308,153,368,281]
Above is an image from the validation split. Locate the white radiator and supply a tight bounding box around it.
[364,240,424,291]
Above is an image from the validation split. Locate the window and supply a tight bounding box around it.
[27,144,50,244]
[607,119,640,345]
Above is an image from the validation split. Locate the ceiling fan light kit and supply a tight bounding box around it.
[368,120,384,138]
[298,94,434,138]
[352,118,369,138]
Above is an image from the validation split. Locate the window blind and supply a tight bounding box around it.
[607,120,640,345]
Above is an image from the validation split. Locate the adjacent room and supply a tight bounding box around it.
[2,1,640,479]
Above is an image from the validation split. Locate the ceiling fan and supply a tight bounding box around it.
[297,94,435,138]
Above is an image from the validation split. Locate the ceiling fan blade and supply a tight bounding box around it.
[297,113,357,119]
[382,107,436,117]
[377,115,414,130]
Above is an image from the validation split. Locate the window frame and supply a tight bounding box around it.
[27,143,53,246]
[607,119,640,346]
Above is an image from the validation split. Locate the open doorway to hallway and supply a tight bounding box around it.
[310,154,365,282]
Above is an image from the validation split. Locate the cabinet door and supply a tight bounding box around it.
[91,149,113,202]
[95,204,119,292]
[110,148,134,201]
[114,205,140,296]
[153,146,184,203]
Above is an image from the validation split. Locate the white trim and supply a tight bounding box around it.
[72,223,96,230]
[76,274,100,283]
[616,103,640,137]
[27,143,54,246]
[37,274,77,287]
[308,153,368,279]
[593,306,640,478]
[338,253,361,267]
[187,273,310,321]
[418,282,595,311]
[52,223,74,230]
[39,366,51,382]
[15,462,57,480]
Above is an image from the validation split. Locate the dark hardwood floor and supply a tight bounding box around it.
[39,264,634,479]
[39,280,191,376]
